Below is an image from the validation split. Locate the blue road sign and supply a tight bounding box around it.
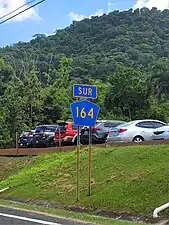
[73,84,97,99]
[70,99,100,127]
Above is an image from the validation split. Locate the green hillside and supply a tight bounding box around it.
[1,8,169,146]
[1,145,169,218]
[2,8,169,81]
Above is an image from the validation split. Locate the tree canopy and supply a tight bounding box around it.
[0,7,169,146]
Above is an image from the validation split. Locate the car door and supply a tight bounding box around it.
[151,121,167,140]
[136,121,155,141]
[93,122,107,140]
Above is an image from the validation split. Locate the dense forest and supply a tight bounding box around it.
[0,7,169,146]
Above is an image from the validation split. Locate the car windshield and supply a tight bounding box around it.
[23,131,31,135]
[21,131,34,137]
[56,125,66,131]
[104,121,125,127]
[116,121,134,128]
[35,126,57,133]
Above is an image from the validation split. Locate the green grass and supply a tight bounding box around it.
[0,156,35,180]
[0,200,149,225]
[1,145,169,217]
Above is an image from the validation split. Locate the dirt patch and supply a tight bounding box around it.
[0,196,164,224]
[0,156,35,180]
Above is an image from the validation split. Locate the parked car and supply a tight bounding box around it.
[18,130,35,148]
[80,120,126,145]
[153,126,169,140]
[106,119,166,143]
[32,124,59,147]
[54,121,82,145]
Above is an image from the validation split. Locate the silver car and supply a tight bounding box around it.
[106,119,166,143]
[153,126,169,140]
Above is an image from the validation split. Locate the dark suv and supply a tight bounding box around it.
[18,130,35,148]
[32,124,59,147]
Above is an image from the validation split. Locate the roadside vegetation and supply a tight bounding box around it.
[1,8,169,146]
[1,145,169,218]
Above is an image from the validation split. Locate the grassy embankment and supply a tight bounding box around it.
[1,145,169,219]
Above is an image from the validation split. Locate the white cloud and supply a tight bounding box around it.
[133,0,169,11]
[108,1,116,12]
[0,0,40,23]
[68,12,86,21]
[68,1,116,22]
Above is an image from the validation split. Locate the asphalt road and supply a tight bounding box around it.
[0,206,93,225]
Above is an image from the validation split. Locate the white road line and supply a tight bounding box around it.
[0,212,62,224]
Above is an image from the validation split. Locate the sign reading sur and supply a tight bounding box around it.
[73,84,97,99]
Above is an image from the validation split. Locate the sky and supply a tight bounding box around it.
[0,0,169,47]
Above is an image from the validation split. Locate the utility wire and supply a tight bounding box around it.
[0,0,45,25]
[0,0,37,21]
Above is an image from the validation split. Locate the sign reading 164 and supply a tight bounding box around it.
[71,99,100,127]
[76,107,94,119]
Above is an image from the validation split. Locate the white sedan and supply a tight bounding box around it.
[106,119,166,143]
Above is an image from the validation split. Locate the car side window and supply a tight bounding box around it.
[57,125,66,131]
[96,123,105,129]
[35,127,45,133]
[104,121,125,128]
[151,122,165,128]
[136,122,154,128]
[104,122,111,127]
[104,122,116,127]
[45,126,57,132]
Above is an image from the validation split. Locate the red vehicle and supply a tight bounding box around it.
[54,122,79,145]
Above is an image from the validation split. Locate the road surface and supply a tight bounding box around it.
[0,206,93,225]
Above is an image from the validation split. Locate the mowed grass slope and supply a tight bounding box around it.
[1,145,169,215]
[0,156,35,180]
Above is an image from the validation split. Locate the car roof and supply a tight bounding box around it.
[96,120,126,123]
[36,124,58,127]
[131,119,166,123]
[24,130,35,132]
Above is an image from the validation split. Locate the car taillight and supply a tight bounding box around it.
[93,127,101,131]
[27,135,33,138]
[55,131,66,138]
[117,128,127,133]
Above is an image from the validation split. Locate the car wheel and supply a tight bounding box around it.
[49,139,56,147]
[133,136,144,143]
[27,143,32,148]
[103,135,108,143]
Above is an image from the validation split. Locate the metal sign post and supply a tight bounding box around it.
[58,126,61,152]
[76,97,80,202]
[77,125,80,201]
[88,126,92,196]
[16,131,18,155]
